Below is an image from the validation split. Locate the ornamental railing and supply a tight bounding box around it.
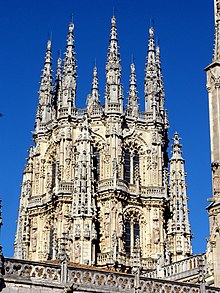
[3,257,220,292]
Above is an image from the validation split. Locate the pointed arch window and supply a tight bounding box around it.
[125,219,140,255]
[124,150,130,183]
[93,147,100,181]
[124,149,139,184]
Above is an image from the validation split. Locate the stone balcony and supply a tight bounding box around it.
[3,257,220,293]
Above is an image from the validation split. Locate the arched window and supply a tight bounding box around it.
[124,149,139,184]
[133,151,139,172]
[93,147,100,181]
[124,150,130,183]
[125,219,140,255]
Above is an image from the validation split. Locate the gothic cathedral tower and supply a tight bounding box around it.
[14,16,192,272]
[206,0,220,287]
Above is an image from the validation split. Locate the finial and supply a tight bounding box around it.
[94,58,97,68]
[46,39,51,51]
[131,54,135,64]
[173,131,181,144]
[130,62,135,76]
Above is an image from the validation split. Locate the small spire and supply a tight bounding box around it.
[107,15,120,64]
[87,66,100,115]
[39,39,53,92]
[168,131,192,260]
[105,15,123,111]
[144,27,165,117]
[127,62,139,118]
[60,21,77,114]
[56,57,62,81]
[35,39,54,131]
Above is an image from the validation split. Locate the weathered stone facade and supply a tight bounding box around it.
[5,0,220,291]
[13,16,193,274]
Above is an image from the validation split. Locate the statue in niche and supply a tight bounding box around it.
[75,224,81,239]
[91,223,97,240]
[32,229,37,252]
[104,212,110,238]
[84,224,90,239]
[74,242,81,263]
[117,213,124,238]
[66,142,72,160]
[46,173,52,191]
[153,223,160,244]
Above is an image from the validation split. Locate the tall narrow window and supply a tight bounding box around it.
[133,151,139,172]
[134,221,140,243]
[125,219,140,256]
[125,220,131,255]
[93,147,100,181]
[52,161,56,189]
[124,150,130,183]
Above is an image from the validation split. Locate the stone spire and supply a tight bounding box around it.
[35,40,54,133]
[214,0,220,61]
[144,27,165,118]
[87,66,101,115]
[168,132,192,262]
[126,62,139,118]
[105,16,123,113]
[58,22,77,118]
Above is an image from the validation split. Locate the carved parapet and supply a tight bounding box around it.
[4,258,61,283]
[144,254,207,283]
[140,186,165,198]
[3,257,220,292]
[98,178,128,193]
[58,182,74,194]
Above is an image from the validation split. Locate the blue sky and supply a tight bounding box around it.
[0,0,214,257]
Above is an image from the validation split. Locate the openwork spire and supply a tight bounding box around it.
[40,40,53,93]
[87,66,100,115]
[168,132,192,262]
[107,16,120,65]
[144,27,157,112]
[214,0,220,61]
[105,16,123,112]
[58,22,77,117]
[35,40,54,132]
[127,63,139,118]
[144,27,165,120]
